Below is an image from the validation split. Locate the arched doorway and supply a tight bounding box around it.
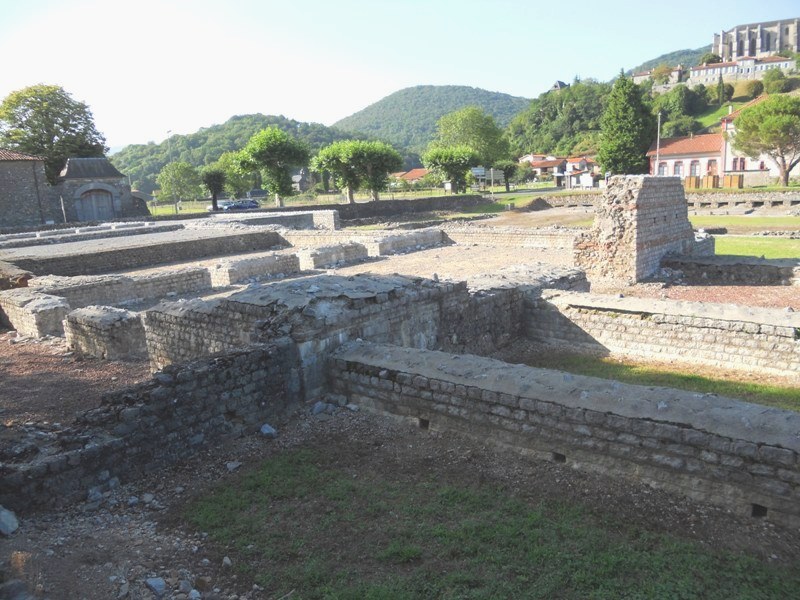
[75,189,115,221]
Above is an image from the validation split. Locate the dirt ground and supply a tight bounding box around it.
[2,208,799,598]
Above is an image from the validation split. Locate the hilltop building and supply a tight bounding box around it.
[713,18,800,61]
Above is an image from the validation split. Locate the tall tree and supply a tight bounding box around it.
[732,95,800,186]
[156,161,202,203]
[597,74,655,175]
[202,166,227,211]
[422,146,480,193]
[312,141,363,203]
[434,106,509,166]
[239,127,309,206]
[358,141,403,201]
[0,84,107,184]
[493,160,519,193]
[215,150,258,198]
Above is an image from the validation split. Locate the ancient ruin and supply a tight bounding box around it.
[1,176,799,533]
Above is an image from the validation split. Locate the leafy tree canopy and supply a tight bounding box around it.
[0,84,107,184]
[433,106,510,166]
[506,80,611,157]
[201,166,226,210]
[111,114,354,194]
[597,74,655,174]
[311,139,403,202]
[334,85,529,156]
[698,52,723,65]
[239,127,309,205]
[763,69,790,94]
[422,145,480,193]
[156,161,202,202]
[651,64,674,84]
[732,95,800,186]
[627,45,711,75]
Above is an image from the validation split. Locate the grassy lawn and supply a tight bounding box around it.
[696,102,747,129]
[185,449,799,599]
[515,352,800,413]
[713,235,800,259]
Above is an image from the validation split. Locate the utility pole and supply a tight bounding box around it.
[655,112,662,175]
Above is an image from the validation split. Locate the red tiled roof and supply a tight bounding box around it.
[690,60,738,71]
[758,56,792,63]
[397,168,429,181]
[646,133,722,157]
[531,159,565,168]
[0,149,43,161]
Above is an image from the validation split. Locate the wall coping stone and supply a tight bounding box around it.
[334,341,800,451]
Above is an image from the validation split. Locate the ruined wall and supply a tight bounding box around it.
[0,342,302,511]
[662,255,799,286]
[10,231,285,276]
[64,306,146,360]
[0,159,55,229]
[442,227,577,250]
[0,223,182,250]
[574,176,695,284]
[329,343,800,527]
[686,190,800,211]
[0,289,69,337]
[296,243,369,270]
[526,291,800,379]
[210,253,301,286]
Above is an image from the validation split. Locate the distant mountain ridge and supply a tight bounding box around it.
[333,85,531,155]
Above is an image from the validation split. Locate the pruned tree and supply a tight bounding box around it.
[422,145,480,193]
[732,94,800,186]
[0,84,107,184]
[202,166,227,211]
[434,106,510,167]
[311,141,363,203]
[597,74,655,175]
[493,159,519,192]
[156,162,202,203]
[216,151,258,198]
[358,141,403,201]
[239,127,309,206]
[312,140,403,202]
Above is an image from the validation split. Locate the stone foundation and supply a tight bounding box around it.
[526,291,800,379]
[0,289,70,337]
[296,243,369,270]
[64,306,146,360]
[210,253,301,286]
[329,342,800,527]
[663,256,800,286]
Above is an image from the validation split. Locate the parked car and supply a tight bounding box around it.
[223,200,260,210]
[206,200,235,211]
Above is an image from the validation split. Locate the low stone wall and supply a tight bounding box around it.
[64,306,146,360]
[297,243,369,270]
[663,255,799,286]
[329,342,800,527]
[0,289,69,337]
[258,195,486,220]
[442,227,577,250]
[526,291,800,379]
[9,231,286,276]
[529,193,598,208]
[211,210,339,230]
[687,191,800,211]
[210,253,301,286]
[0,342,301,511]
[0,223,183,250]
[363,229,445,256]
[30,269,212,309]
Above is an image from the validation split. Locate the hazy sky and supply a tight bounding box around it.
[1,0,798,148]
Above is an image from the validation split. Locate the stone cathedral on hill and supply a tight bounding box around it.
[713,17,800,61]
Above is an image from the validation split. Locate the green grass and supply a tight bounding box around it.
[516,352,800,412]
[185,449,800,600]
[696,102,747,129]
[713,235,800,259]
[689,215,800,232]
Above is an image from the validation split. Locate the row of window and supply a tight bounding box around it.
[656,158,766,176]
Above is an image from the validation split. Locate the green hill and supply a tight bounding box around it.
[333,85,531,156]
[627,45,712,75]
[110,114,357,193]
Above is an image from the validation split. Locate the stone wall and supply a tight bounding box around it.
[526,291,800,379]
[663,255,800,286]
[211,210,339,230]
[210,253,301,286]
[0,223,182,250]
[686,190,800,211]
[297,243,369,270]
[0,342,302,511]
[256,195,486,220]
[362,230,445,256]
[329,342,800,527]
[442,226,577,250]
[0,159,55,229]
[575,176,695,284]
[10,231,286,276]
[64,306,146,360]
[51,175,149,222]
[0,289,70,337]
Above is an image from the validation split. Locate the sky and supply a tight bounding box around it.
[1,0,798,149]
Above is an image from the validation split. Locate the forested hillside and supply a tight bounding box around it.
[110,114,357,193]
[333,85,530,155]
[627,45,711,75]
[506,80,612,157]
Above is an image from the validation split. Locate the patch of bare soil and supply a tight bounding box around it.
[612,282,800,311]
